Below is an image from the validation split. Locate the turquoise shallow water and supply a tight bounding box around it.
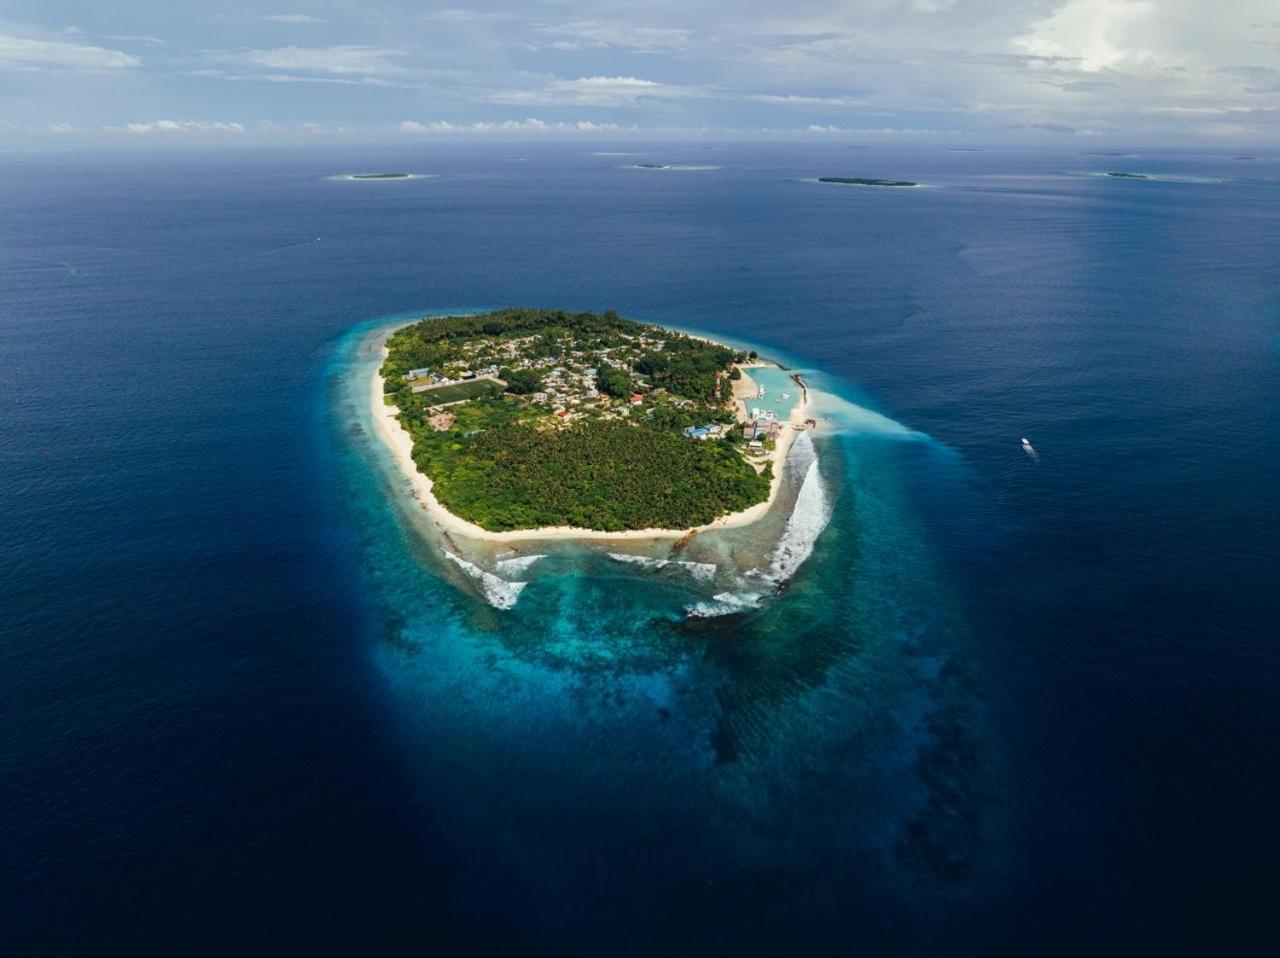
[741,365,803,422]
[330,314,995,949]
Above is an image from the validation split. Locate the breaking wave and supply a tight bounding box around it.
[755,433,834,588]
[608,553,717,583]
[495,554,546,577]
[679,561,717,583]
[686,591,765,618]
[441,549,527,610]
[608,553,670,571]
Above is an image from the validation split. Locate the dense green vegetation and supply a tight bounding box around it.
[499,367,543,394]
[423,419,770,532]
[819,176,918,187]
[382,308,771,531]
[596,367,634,398]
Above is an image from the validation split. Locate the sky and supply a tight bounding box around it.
[1,0,1278,147]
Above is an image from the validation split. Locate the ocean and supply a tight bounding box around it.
[2,144,1277,955]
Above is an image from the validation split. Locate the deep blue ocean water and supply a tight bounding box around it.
[2,144,1278,955]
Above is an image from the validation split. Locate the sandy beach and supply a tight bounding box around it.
[368,326,812,544]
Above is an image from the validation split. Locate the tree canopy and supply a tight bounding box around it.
[381,308,770,531]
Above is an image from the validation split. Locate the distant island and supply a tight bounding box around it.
[375,309,812,537]
[350,172,411,179]
[819,177,918,187]
[635,163,671,169]
[1104,172,1149,179]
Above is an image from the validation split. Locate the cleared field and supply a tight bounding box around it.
[411,378,504,405]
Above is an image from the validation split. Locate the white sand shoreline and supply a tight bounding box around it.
[367,323,813,545]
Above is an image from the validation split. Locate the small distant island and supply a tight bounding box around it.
[635,163,671,169]
[375,309,811,536]
[350,172,411,179]
[1104,172,1149,180]
[819,177,918,187]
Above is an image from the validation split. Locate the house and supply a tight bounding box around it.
[405,367,431,381]
[629,394,644,405]
[748,440,764,452]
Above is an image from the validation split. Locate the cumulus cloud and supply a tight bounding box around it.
[5,0,1278,144]
[746,93,867,107]
[399,117,624,133]
[231,45,409,77]
[114,120,247,135]
[534,21,693,53]
[483,75,698,106]
[420,9,516,23]
[0,34,140,71]
[805,124,956,136]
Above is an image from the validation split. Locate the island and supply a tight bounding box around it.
[635,163,671,170]
[350,172,411,179]
[374,308,813,537]
[1103,172,1149,180]
[819,177,918,187]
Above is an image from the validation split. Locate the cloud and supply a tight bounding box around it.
[256,120,351,135]
[230,45,409,77]
[535,21,693,53]
[399,117,624,134]
[8,0,1280,145]
[421,10,516,24]
[745,93,867,107]
[113,120,247,135]
[1014,0,1157,72]
[0,34,140,71]
[805,124,956,136]
[482,75,698,106]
